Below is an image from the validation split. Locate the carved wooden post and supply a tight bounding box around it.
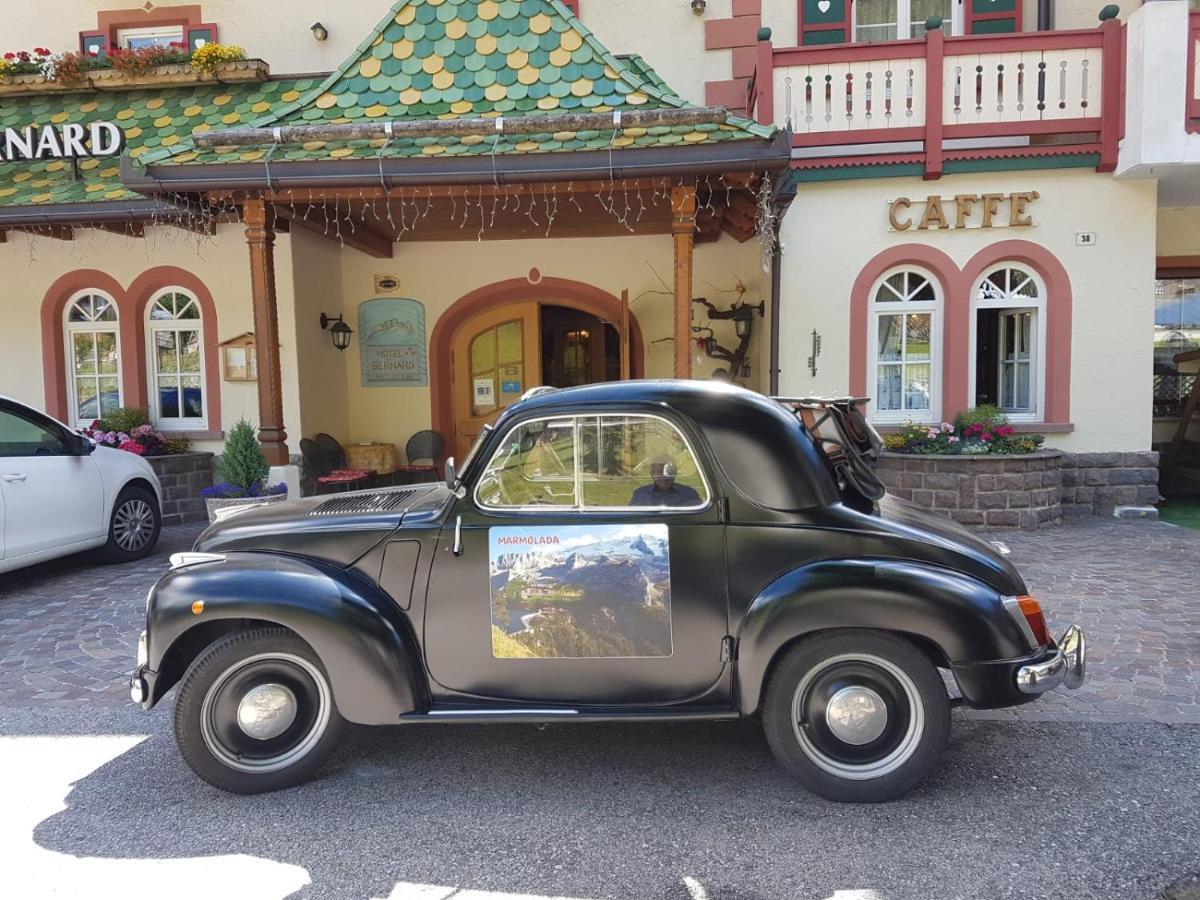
[671,184,697,380]
[243,196,289,466]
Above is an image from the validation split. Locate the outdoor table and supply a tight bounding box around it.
[344,442,397,476]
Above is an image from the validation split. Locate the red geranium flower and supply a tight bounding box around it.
[118,439,146,456]
[35,47,50,56]
[3,53,15,60]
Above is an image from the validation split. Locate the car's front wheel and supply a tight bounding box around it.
[101,485,161,563]
[762,630,950,803]
[173,628,346,793]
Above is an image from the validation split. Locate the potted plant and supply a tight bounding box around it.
[200,420,287,523]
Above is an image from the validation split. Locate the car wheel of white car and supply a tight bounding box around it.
[173,627,347,794]
[101,485,161,562]
[762,630,950,803]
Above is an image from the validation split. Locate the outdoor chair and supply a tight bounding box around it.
[299,437,373,495]
[395,430,445,484]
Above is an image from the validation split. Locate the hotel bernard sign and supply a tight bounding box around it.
[888,191,1040,232]
[0,122,125,162]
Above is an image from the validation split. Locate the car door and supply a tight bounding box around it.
[424,411,730,707]
[0,401,105,559]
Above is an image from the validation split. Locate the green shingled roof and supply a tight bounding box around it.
[0,78,318,209]
[136,0,772,168]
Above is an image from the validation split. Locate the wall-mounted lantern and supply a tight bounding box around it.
[311,22,329,42]
[691,0,707,16]
[320,313,353,351]
[692,297,765,380]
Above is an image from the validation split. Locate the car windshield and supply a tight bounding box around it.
[458,423,492,480]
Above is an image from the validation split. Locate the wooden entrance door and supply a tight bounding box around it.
[451,301,540,461]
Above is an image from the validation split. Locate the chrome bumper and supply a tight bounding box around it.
[1016,625,1086,695]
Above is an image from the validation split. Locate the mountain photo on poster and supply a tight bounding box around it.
[488,524,672,659]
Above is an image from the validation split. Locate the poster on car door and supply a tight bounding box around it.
[489,524,672,659]
[358,298,427,387]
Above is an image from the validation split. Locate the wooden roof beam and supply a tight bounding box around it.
[274,206,393,259]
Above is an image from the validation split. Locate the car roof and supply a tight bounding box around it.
[498,380,840,511]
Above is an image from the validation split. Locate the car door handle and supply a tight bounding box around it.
[452,515,464,556]
[1,474,27,483]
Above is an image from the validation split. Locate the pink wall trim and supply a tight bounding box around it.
[849,241,1072,424]
[960,240,1072,424]
[39,266,221,429]
[127,266,222,431]
[849,245,962,419]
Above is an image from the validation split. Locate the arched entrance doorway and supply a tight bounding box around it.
[429,277,644,460]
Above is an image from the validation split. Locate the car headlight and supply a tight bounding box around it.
[136,630,148,668]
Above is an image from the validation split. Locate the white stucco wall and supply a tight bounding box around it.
[777,169,1158,452]
[1118,1,1200,178]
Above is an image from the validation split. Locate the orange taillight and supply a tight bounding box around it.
[1017,595,1050,646]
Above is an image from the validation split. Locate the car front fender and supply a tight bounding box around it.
[144,552,426,724]
[734,558,1033,714]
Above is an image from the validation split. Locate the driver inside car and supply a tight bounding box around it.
[628,455,701,507]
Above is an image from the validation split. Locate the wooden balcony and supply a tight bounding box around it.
[747,18,1123,179]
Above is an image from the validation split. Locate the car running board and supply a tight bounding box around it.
[398,707,741,725]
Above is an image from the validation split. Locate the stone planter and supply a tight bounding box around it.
[0,58,269,95]
[876,450,1063,531]
[204,493,287,524]
[146,452,214,526]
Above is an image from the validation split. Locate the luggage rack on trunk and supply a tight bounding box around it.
[772,396,886,510]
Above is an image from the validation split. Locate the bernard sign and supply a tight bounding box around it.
[0,122,125,162]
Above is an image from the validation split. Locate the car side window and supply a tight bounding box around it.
[578,415,709,510]
[476,413,709,512]
[0,407,70,458]
[476,417,577,508]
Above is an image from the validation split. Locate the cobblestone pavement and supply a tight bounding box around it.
[0,525,202,707]
[0,518,1197,722]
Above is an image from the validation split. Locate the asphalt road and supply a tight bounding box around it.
[4,704,1198,900]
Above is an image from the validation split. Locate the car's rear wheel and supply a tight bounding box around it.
[173,628,346,794]
[101,485,160,563]
[762,630,950,803]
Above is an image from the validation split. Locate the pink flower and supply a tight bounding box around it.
[995,425,1015,438]
[941,422,953,433]
[117,432,130,443]
[3,53,14,61]
[118,440,146,455]
[981,431,993,442]
[948,436,960,444]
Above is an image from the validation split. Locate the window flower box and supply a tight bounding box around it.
[0,57,268,95]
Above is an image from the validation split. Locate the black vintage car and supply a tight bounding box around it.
[131,381,1084,802]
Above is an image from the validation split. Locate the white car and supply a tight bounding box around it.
[0,396,162,574]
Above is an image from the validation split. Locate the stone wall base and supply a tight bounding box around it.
[147,452,215,526]
[876,451,1062,530]
[1059,451,1160,517]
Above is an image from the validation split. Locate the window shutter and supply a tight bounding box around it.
[965,0,1022,34]
[798,0,853,46]
[79,30,110,58]
[186,23,219,51]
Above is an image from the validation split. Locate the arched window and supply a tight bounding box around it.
[146,288,206,430]
[64,291,122,427]
[971,264,1046,421]
[868,267,942,423]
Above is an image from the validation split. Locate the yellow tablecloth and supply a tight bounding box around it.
[344,442,397,475]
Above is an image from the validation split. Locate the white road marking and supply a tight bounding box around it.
[376,885,601,900]
[682,875,710,900]
[0,735,310,899]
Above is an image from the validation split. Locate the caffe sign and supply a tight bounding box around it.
[888,191,1040,232]
[0,122,125,162]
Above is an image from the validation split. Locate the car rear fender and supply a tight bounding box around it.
[734,557,1033,714]
[145,552,426,724]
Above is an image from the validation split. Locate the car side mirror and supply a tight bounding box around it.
[72,433,96,456]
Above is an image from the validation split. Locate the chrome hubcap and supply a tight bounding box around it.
[236,683,298,741]
[113,499,154,551]
[825,685,888,746]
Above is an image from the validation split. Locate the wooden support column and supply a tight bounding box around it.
[671,185,697,380]
[243,197,289,466]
